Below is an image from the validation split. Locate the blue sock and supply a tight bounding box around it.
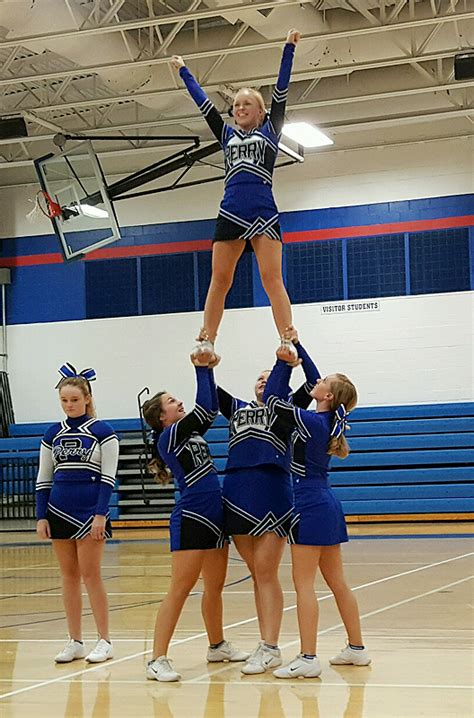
[302,653,316,660]
[264,643,278,650]
[349,643,365,650]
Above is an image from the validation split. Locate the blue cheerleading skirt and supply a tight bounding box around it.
[288,477,348,546]
[46,481,112,540]
[223,465,293,538]
[169,489,226,552]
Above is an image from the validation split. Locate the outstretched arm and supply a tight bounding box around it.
[168,366,218,448]
[263,358,293,403]
[269,29,300,135]
[292,341,321,409]
[172,55,229,145]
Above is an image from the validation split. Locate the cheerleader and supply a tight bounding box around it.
[142,355,249,682]
[216,337,319,674]
[171,29,301,363]
[263,351,371,678]
[36,363,119,664]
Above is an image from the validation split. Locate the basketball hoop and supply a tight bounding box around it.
[26,190,63,223]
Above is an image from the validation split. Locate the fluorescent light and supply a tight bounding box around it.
[80,203,109,219]
[283,122,333,148]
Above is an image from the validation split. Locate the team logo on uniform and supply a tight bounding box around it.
[188,436,211,468]
[230,406,270,436]
[225,136,266,170]
[53,437,94,463]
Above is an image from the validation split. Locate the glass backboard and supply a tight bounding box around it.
[34,140,121,261]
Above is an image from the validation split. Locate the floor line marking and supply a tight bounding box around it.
[0,551,471,700]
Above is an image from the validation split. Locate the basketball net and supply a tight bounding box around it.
[26,190,63,223]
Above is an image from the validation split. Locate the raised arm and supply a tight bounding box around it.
[167,366,218,448]
[269,29,300,135]
[217,385,248,419]
[292,341,321,409]
[263,359,293,403]
[172,55,229,145]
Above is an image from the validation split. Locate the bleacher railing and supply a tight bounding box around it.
[0,372,15,437]
[0,457,37,520]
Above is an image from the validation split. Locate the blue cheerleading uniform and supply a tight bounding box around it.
[36,415,119,540]
[264,359,348,547]
[179,43,295,243]
[157,367,225,551]
[217,345,319,537]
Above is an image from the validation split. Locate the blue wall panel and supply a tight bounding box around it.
[141,253,195,315]
[7,262,86,324]
[2,194,472,324]
[86,258,138,319]
[286,239,343,303]
[409,228,470,295]
[347,234,405,299]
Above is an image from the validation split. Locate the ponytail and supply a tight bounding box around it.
[142,392,172,486]
[327,374,358,459]
[147,429,172,486]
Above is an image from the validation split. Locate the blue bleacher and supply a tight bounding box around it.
[2,402,474,519]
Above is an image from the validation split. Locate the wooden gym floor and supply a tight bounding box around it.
[0,524,472,717]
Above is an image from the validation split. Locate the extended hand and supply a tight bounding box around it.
[91,515,107,541]
[171,55,185,69]
[286,29,301,45]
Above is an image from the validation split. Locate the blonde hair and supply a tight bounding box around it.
[234,88,266,123]
[58,376,96,418]
[327,373,358,459]
[142,392,172,486]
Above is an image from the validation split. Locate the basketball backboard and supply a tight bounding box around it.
[34,140,121,261]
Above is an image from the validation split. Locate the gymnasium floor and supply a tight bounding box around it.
[0,524,472,717]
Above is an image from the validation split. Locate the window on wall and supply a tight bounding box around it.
[141,253,195,315]
[347,233,405,299]
[409,228,470,295]
[197,250,254,310]
[85,258,138,319]
[286,239,343,303]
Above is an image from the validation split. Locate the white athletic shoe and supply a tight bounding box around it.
[206,640,250,663]
[273,654,322,679]
[241,641,282,675]
[85,638,114,663]
[54,639,86,664]
[329,645,371,666]
[146,656,181,682]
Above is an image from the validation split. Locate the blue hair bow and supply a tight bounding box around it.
[56,362,96,387]
[330,404,350,439]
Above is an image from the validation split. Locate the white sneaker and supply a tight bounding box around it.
[329,645,371,666]
[85,638,114,663]
[146,656,181,682]
[207,640,250,663]
[273,654,322,679]
[55,639,86,663]
[241,641,282,675]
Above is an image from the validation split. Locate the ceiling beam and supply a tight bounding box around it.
[7,47,469,115]
[0,11,472,89]
[1,79,472,147]
[0,0,314,49]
